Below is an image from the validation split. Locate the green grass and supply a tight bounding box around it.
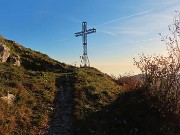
[0,36,68,134]
[0,63,60,134]
[1,35,179,135]
[72,67,122,133]
[72,68,179,135]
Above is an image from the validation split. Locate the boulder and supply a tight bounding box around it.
[1,91,16,104]
[0,42,10,63]
[10,56,21,67]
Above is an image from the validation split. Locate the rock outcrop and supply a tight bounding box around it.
[0,42,10,63]
[10,56,21,67]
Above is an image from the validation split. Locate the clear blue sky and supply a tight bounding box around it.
[0,0,180,76]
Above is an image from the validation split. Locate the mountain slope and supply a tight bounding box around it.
[0,36,178,135]
[0,36,68,134]
[72,69,179,135]
[72,68,122,133]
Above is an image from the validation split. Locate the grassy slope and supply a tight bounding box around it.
[72,68,178,135]
[72,68,122,134]
[0,36,68,134]
[1,36,178,135]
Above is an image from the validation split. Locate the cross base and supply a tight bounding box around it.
[80,54,90,67]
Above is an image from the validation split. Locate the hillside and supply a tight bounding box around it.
[72,69,158,135]
[0,36,68,134]
[0,36,123,134]
[72,69,179,135]
[0,36,179,135]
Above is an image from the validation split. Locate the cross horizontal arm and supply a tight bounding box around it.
[86,28,96,34]
[75,31,84,37]
[75,28,96,37]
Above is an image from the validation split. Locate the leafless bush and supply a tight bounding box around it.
[114,72,143,91]
[134,12,180,113]
[134,12,180,134]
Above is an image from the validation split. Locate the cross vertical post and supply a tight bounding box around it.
[75,22,96,67]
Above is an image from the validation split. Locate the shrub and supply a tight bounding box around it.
[114,73,143,91]
[134,11,180,134]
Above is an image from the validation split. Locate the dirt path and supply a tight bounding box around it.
[47,75,73,135]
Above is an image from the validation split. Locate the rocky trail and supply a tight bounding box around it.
[47,74,73,135]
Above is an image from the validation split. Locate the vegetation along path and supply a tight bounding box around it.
[47,74,73,135]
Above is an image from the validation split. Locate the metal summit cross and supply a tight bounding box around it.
[75,22,96,67]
